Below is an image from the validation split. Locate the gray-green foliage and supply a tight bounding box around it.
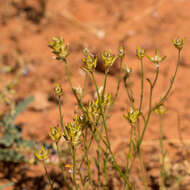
[0,96,36,162]
[0,182,14,190]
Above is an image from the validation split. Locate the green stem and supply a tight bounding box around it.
[123,75,134,107]
[102,70,108,98]
[78,116,101,173]
[43,161,54,190]
[129,67,159,172]
[91,72,132,189]
[103,156,108,189]
[94,122,132,189]
[155,50,181,108]
[58,97,67,135]
[139,58,144,112]
[125,126,134,175]
[81,72,88,99]
[97,149,101,190]
[63,60,85,112]
[91,72,110,146]
[82,130,93,187]
[72,145,79,190]
[56,142,66,181]
[140,67,159,146]
[137,150,149,190]
[113,56,123,105]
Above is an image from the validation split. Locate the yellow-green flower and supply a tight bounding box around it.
[35,145,49,161]
[146,49,166,67]
[136,46,145,60]
[54,83,63,97]
[173,38,185,50]
[49,37,69,61]
[49,125,62,142]
[124,107,139,125]
[82,48,97,73]
[154,104,166,115]
[101,51,117,68]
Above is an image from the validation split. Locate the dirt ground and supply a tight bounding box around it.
[0,0,190,189]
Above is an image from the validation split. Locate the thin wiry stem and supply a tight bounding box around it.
[71,145,79,190]
[43,162,54,190]
[139,58,144,112]
[63,60,85,112]
[155,49,181,108]
[159,115,166,190]
[113,56,123,105]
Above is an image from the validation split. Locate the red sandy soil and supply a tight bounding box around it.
[0,0,190,189]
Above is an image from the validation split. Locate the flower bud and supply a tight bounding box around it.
[54,83,63,97]
[118,46,125,58]
[136,46,145,60]
[154,104,166,115]
[124,107,139,124]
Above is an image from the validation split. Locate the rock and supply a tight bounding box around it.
[29,91,50,111]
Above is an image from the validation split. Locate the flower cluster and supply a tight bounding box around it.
[83,101,100,125]
[63,115,86,145]
[49,37,69,61]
